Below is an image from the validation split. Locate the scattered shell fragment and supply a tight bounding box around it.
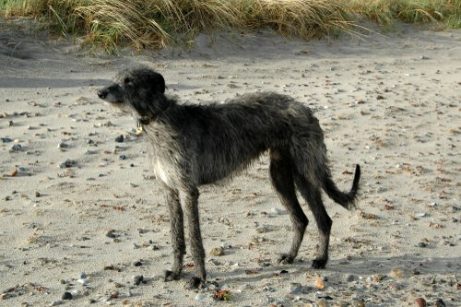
[315,275,325,289]
[210,247,225,256]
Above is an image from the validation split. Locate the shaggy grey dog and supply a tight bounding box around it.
[98,67,361,288]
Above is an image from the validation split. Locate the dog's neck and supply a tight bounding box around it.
[137,95,175,126]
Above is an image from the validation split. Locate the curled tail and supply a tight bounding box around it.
[323,164,361,210]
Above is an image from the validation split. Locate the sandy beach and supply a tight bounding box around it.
[1,23,461,306]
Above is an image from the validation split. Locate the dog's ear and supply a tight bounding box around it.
[151,71,166,94]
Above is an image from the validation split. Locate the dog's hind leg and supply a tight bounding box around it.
[294,174,332,269]
[181,186,206,288]
[270,149,309,264]
[164,187,186,282]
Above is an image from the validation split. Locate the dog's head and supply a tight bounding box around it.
[98,67,166,120]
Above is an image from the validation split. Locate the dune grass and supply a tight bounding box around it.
[0,0,460,51]
[347,0,461,27]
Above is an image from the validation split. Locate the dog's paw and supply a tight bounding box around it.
[187,276,204,289]
[311,258,327,269]
[164,270,181,282]
[278,254,294,264]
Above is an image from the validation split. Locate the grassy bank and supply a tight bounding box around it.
[1,0,460,51]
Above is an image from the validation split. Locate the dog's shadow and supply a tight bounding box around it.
[209,255,461,284]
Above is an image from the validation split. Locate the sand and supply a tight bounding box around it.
[1,22,461,306]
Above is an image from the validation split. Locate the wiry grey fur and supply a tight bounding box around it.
[98,67,361,288]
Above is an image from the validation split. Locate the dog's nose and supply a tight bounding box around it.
[97,89,108,99]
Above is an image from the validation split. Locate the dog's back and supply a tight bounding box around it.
[149,92,324,186]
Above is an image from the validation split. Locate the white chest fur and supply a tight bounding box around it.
[154,159,171,186]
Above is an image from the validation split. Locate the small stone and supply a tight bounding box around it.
[105,230,119,239]
[213,289,232,301]
[352,299,366,307]
[133,275,144,286]
[35,191,41,197]
[315,275,325,289]
[270,207,286,215]
[288,283,304,294]
[376,95,385,100]
[62,292,73,300]
[49,300,63,306]
[435,299,446,307]
[109,291,119,299]
[420,55,430,60]
[1,137,13,143]
[9,168,18,177]
[345,274,356,282]
[119,154,127,160]
[417,242,428,248]
[9,144,23,152]
[316,298,329,307]
[210,247,225,256]
[9,120,14,127]
[115,135,124,143]
[389,268,404,279]
[133,260,143,267]
[415,297,426,307]
[195,293,207,301]
[280,269,289,274]
[57,142,69,150]
[59,159,78,168]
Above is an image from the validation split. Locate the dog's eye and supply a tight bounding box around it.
[123,77,132,85]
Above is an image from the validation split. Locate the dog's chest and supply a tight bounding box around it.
[153,159,172,186]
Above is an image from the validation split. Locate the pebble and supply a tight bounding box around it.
[210,246,225,256]
[78,272,88,285]
[9,144,23,152]
[417,242,428,248]
[195,293,208,301]
[288,283,308,295]
[270,207,286,215]
[62,292,73,300]
[57,142,69,150]
[316,298,329,307]
[133,260,143,267]
[415,297,426,307]
[256,225,273,233]
[315,276,326,289]
[109,291,119,299]
[1,137,13,143]
[352,299,366,307]
[115,135,124,143]
[49,300,63,306]
[435,299,446,307]
[389,268,404,279]
[105,229,119,238]
[59,159,78,168]
[133,275,144,286]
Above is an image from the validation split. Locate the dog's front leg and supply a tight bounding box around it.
[164,187,186,282]
[182,186,206,288]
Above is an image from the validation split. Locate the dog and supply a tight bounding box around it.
[98,67,361,288]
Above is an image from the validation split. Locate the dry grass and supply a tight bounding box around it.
[0,0,460,51]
